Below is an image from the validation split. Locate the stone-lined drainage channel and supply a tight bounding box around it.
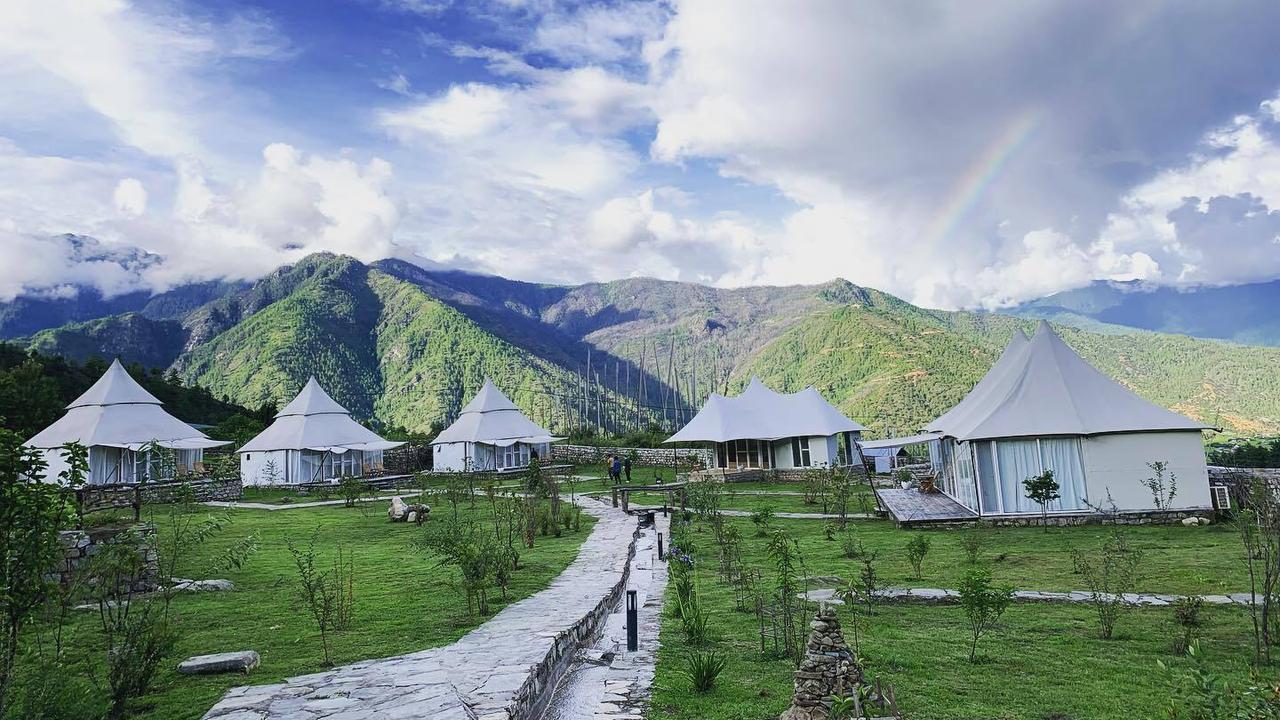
[203,497,639,720]
[539,512,670,720]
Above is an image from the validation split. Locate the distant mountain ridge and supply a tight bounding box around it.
[6,253,1280,437]
[1009,279,1280,346]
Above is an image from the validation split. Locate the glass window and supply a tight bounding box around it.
[790,437,812,467]
[1038,438,1087,510]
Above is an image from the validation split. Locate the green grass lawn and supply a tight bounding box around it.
[16,499,595,720]
[651,516,1265,720]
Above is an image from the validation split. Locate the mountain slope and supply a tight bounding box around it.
[10,252,1280,437]
[1010,280,1280,346]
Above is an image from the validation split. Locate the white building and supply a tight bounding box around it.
[25,358,229,485]
[238,378,403,485]
[431,379,560,472]
[926,321,1213,516]
[665,377,866,470]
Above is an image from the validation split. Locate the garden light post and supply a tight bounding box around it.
[626,590,638,651]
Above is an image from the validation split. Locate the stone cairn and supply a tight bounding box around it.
[780,603,863,720]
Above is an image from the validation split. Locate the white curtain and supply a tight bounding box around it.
[89,447,119,485]
[996,440,1041,513]
[975,441,999,513]
[1038,438,1087,510]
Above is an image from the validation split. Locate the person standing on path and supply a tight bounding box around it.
[623,455,632,483]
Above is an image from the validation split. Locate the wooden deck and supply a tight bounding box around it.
[877,488,977,527]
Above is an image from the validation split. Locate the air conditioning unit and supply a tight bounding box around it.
[1210,485,1231,510]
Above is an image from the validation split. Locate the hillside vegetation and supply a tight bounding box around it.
[8,253,1280,437]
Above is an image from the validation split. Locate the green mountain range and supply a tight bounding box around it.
[9,253,1280,438]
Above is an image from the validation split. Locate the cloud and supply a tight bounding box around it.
[113,178,148,216]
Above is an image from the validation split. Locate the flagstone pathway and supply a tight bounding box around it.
[802,587,1260,607]
[202,496,639,720]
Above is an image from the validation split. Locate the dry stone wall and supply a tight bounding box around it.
[53,524,159,591]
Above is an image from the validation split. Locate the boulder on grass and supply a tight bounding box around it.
[1181,517,1199,527]
[178,651,260,675]
[389,496,409,522]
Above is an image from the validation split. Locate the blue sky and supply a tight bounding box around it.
[3,1,1280,309]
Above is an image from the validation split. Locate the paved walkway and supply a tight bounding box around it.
[628,504,875,520]
[202,497,638,720]
[803,587,1260,607]
[204,494,411,512]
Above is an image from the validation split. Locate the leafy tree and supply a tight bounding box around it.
[904,533,931,579]
[0,435,81,715]
[1141,460,1178,511]
[957,567,1014,662]
[1023,469,1061,531]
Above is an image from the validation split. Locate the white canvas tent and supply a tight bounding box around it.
[665,377,866,469]
[239,378,403,485]
[25,358,229,485]
[927,321,1213,516]
[431,379,560,472]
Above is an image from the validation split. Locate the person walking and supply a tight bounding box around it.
[623,455,632,483]
[610,454,623,485]
[605,453,618,483]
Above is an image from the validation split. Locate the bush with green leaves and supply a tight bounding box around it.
[0,435,80,715]
[1159,643,1280,719]
[1142,460,1178,511]
[1171,595,1206,656]
[904,533,931,579]
[957,567,1014,662]
[959,531,984,564]
[750,506,776,536]
[684,650,727,693]
[679,589,710,645]
[1072,529,1142,639]
[339,475,367,508]
[286,531,358,666]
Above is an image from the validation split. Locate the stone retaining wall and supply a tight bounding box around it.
[140,476,242,503]
[551,444,713,468]
[53,524,159,591]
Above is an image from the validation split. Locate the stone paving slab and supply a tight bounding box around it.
[627,505,875,520]
[802,586,1258,607]
[203,497,638,720]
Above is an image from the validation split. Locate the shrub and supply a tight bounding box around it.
[1072,529,1142,639]
[1160,643,1280,718]
[1142,460,1178,511]
[959,532,984,564]
[905,533,931,580]
[824,521,838,541]
[339,475,366,508]
[957,567,1014,662]
[1171,595,1206,656]
[679,591,710,645]
[857,552,880,613]
[286,531,358,666]
[750,506,776,536]
[841,531,867,560]
[684,650,727,693]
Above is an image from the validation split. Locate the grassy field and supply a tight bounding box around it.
[651,515,1264,720]
[14,498,595,720]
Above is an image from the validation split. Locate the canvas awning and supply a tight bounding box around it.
[927,321,1212,442]
[857,433,940,450]
[25,359,229,451]
[432,379,559,446]
[665,377,866,444]
[239,378,404,453]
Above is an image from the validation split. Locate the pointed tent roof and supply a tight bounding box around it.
[929,321,1211,441]
[664,376,866,444]
[431,379,560,446]
[925,329,1029,435]
[238,377,403,453]
[26,359,229,451]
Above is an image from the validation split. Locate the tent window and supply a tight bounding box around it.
[791,437,812,467]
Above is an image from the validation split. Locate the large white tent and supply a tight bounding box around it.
[665,377,866,470]
[927,321,1212,516]
[25,358,229,485]
[431,379,561,472]
[239,378,403,485]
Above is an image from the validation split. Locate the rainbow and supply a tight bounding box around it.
[922,108,1043,246]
